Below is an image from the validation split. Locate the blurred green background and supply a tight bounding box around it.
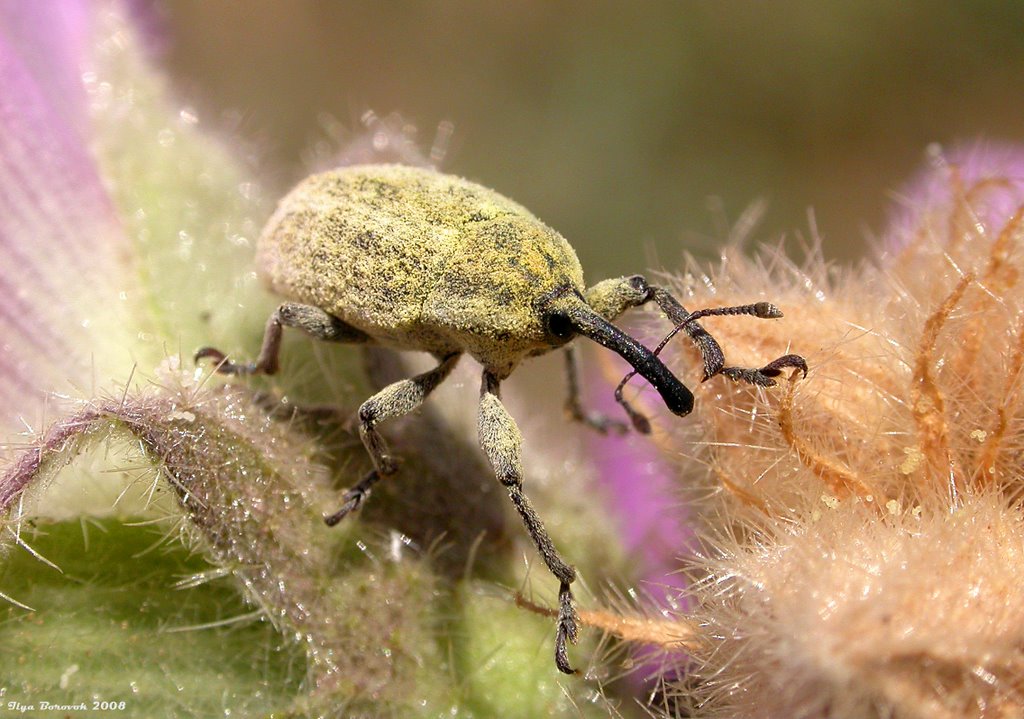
[163,1,1024,278]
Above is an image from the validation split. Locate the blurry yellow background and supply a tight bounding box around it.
[164,1,1024,277]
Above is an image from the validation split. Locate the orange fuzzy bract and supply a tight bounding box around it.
[625,165,1024,718]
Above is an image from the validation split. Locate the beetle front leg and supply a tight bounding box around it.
[588,276,808,423]
[325,352,462,525]
[645,287,726,380]
[646,289,808,385]
[479,370,580,674]
[196,302,370,375]
[563,345,628,435]
[591,275,804,385]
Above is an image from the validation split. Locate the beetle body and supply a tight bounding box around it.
[199,162,806,674]
[258,165,584,377]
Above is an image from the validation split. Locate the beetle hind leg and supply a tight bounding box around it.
[196,302,370,376]
[325,352,462,524]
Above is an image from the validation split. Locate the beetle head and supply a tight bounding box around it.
[540,290,694,417]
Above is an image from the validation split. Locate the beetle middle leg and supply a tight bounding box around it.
[479,370,580,674]
[563,345,629,435]
[196,302,370,376]
[325,351,462,525]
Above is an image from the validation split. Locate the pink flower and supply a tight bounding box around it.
[887,142,1024,251]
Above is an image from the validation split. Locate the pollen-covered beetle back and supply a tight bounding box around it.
[256,164,585,367]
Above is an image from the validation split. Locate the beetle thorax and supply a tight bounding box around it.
[422,216,585,374]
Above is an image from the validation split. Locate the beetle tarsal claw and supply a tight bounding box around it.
[323,468,383,526]
[569,408,630,435]
[194,346,228,368]
[760,353,809,378]
[554,581,581,675]
[323,491,366,526]
[195,346,258,376]
[720,353,810,386]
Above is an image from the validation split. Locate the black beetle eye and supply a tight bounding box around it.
[628,274,652,300]
[545,312,575,340]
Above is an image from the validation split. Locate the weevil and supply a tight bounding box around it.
[196,164,807,674]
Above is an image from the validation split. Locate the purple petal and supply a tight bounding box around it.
[589,369,692,601]
[886,143,1024,250]
[0,1,93,130]
[0,5,133,430]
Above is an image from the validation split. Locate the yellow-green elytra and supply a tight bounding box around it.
[257,164,584,377]
[197,163,807,675]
